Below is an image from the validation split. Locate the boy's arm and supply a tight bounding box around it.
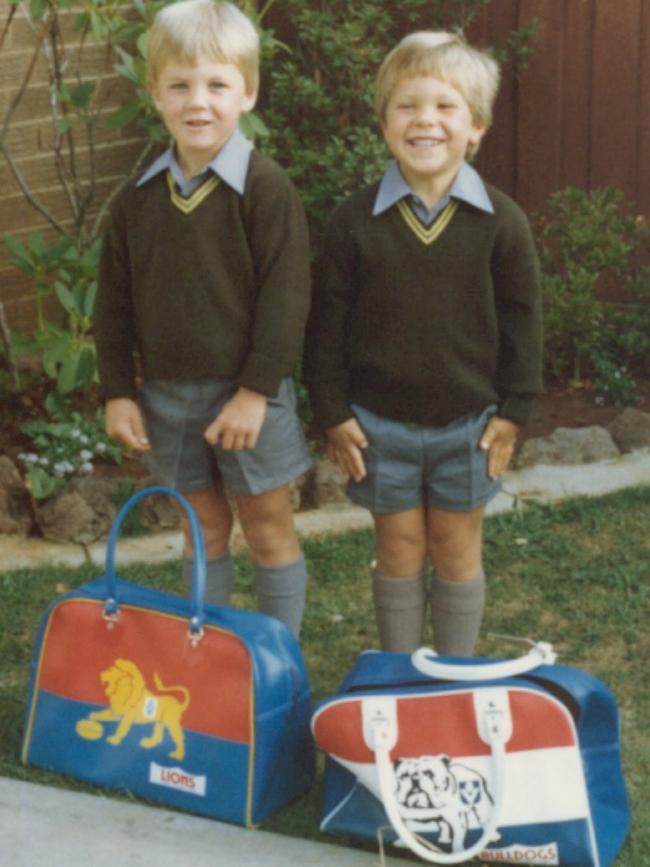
[325,417,368,482]
[479,415,519,479]
[94,196,139,401]
[204,386,267,451]
[105,398,150,452]
[303,212,359,431]
[492,201,544,427]
[236,160,311,398]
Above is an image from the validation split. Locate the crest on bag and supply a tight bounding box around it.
[75,658,190,759]
[394,754,494,852]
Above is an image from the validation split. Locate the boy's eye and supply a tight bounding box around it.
[171,82,188,90]
[209,81,227,90]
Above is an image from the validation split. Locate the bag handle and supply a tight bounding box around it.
[363,690,512,864]
[103,486,206,640]
[411,641,556,682]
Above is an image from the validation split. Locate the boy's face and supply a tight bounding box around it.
[151,57,256,176]
[381,74,484,194]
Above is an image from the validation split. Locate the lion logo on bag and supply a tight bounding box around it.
[75,658,190,760]
[394,754,494,853]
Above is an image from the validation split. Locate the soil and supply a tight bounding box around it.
[3,377,650,480]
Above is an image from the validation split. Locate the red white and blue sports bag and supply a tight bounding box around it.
[22,486,314,826]
[312,644,629,866]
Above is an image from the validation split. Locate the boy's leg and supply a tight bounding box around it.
[234,484,307,638]
[426,505,486,656]
[371,508,428,652]
[178,484,236,606]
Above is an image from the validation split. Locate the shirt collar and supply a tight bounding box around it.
[372,160,494,216]
[136,127,252,194]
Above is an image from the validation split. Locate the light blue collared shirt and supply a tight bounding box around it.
[137,127,253,196]
[373,160,494,224]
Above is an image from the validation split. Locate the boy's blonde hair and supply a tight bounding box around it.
[375,31,500,159]
[147,0,260,95]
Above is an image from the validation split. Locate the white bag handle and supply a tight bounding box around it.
[411,640,556,682]
[362,691,512,864]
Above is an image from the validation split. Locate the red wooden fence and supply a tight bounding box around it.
[473,0,650,217]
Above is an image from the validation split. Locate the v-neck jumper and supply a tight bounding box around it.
[304,180,543,430]
[94,150,310,400]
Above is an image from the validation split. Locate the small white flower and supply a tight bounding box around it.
[80,462,93,475]
[515,537,528,546]
[331,613,344,623]
[79,434,90,445]
[79,449,93,461]
[94,442,108,454]
[23,453,40,464]
[70,429,82,439]
[38,456,50,466]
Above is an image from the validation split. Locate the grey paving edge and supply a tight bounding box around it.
[0,777,412,867]
[1,451,649,572]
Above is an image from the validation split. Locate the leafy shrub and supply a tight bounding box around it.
[263,0,539,239]
[535,187,650,400]
[4,234,100,396]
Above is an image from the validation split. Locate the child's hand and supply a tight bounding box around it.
[105,398,150,451]
[479,415,520,479]
[326,418,368,482]
[204,387,267,450]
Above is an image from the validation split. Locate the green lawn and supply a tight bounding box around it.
[2,486,648,864]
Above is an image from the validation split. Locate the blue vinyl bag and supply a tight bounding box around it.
[23,486,314,826]
[313,644,629,866]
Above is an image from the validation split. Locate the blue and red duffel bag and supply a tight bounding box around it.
[22,486,314,826]
[312,643,629,866]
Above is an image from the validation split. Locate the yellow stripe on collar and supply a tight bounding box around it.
[166,171,220,214]
[397,199,459,245]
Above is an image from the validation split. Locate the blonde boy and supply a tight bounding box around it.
[95,0,312,636]
[305,32,543,654]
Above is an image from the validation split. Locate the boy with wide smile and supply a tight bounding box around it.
[305,31,543,656]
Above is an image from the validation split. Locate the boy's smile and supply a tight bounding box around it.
[151,58,256,179]
[381,75,484,206]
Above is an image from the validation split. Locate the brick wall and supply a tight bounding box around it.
[0,4,150,330]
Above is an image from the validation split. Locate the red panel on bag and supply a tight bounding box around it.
[35,599,252,743]
[314,690,577,763]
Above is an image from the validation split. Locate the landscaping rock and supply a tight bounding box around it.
[607,408,650,453]
[35,477,116,544]
[310,456,349,508]
[134,479,181,531]
[515,425,621,468]
[0,455,34,536]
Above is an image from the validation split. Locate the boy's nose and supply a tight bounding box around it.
[187,85,209,106]
[415,105,438,125]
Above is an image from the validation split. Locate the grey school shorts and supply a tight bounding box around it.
[347,403,501,514]
[140,378,312,496]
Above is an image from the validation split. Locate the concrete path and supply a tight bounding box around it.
[0,778,412,867]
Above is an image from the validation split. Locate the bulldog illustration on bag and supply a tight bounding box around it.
[394,754,494,852]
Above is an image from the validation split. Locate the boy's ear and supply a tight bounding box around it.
[149,82,163,113]
[242,89,258,113]
[469,122,487,148]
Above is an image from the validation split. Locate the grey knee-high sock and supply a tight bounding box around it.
[372,568,427,653]
[430,572,486,657]
[255,555,308,638]
[183,551,235,607]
